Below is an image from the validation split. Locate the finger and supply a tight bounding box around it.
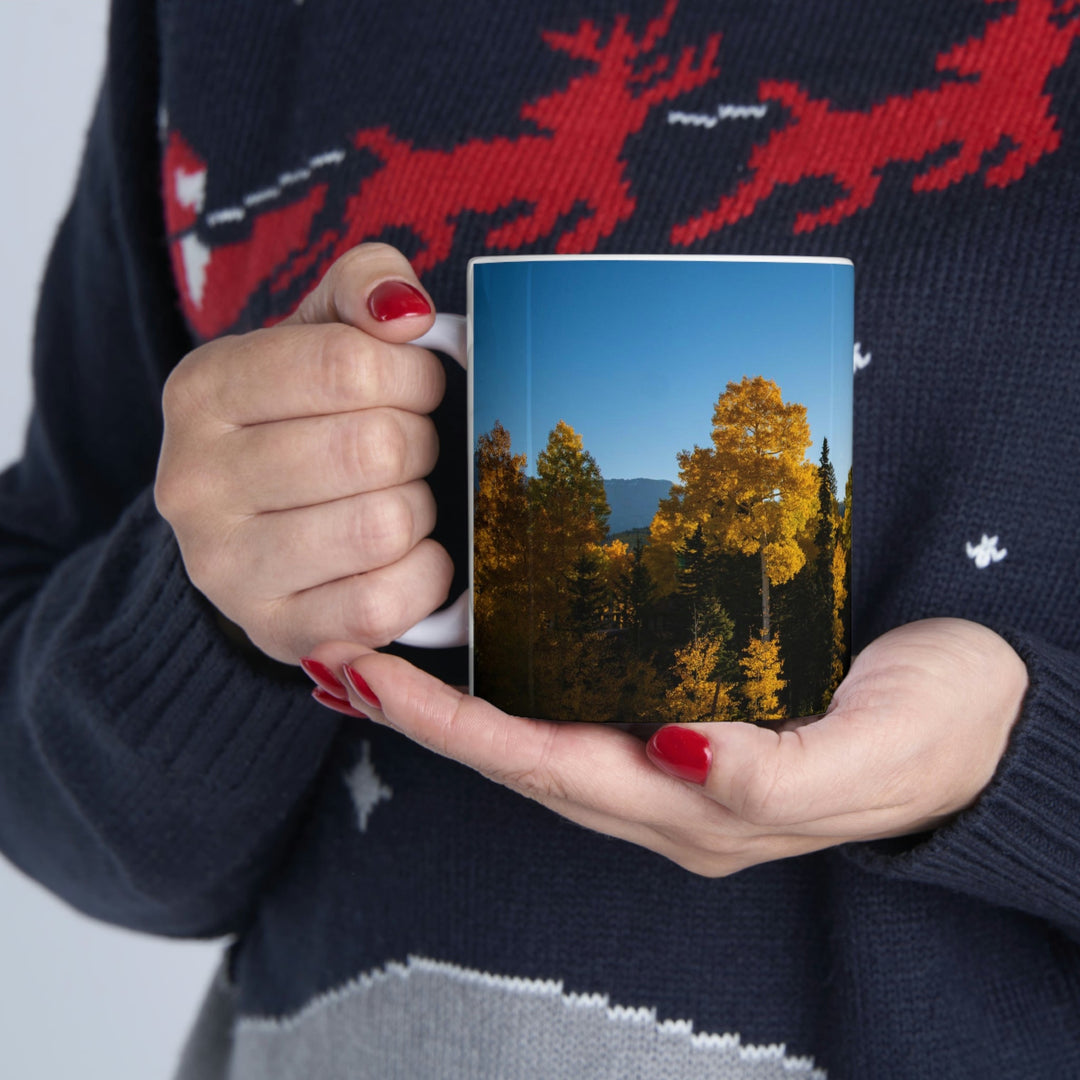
[222,408,439,511]
[332,651,716,821]
[303,643,693,852]
[300,646,667,846]
[236,480,437,595]
[273,538,454,655]
[649,714,886,832]
[177,324,446,428]
[284,242,437,344]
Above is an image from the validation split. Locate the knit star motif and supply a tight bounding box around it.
[966,534,1007,568]
[344,742,393,833]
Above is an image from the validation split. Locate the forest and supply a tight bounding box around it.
[473,374,851,724]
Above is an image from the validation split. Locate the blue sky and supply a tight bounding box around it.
[471,257,854,488]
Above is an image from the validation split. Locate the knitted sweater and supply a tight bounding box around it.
[2,1,1079,1076]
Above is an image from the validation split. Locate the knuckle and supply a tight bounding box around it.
[315,324,378,402]
[325,416,365,492]
[157,354,238,523]
[160,352,201,419]
[339,241,401,272]
[159,366,186,423]
[358,411,409,486]
[154,461,208,522]
[161,337,233,423]
[356,241,404,261]
[413,415,439,474]
[341,241,411,279]
[418,538,454,601]
[152,463,183,520]
[737,778,782,828]
[331,243,377,281]
[412,481,438,537]
[154,445,228,524]
[342,576,408,647]
[353,492,415,567]
[426,693,472,762]
[408,353,446,414]
[326,411,408,494]
[730,752,794,827]
[338,538,449,646]
[498,725,566,801]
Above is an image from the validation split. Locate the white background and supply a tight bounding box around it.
[0,4,222,1077]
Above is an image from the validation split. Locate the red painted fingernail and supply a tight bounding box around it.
[300,657,348,700]
[312,687,370,719]
[646,726,713,785]
[367,280,432,321]
[343,665,382,711]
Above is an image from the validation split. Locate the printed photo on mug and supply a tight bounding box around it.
[466,255,853,725]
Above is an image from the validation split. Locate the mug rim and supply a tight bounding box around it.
[469,253,853,268]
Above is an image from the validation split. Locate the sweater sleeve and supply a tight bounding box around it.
[844,629,1080,943]
[0,0,339,938]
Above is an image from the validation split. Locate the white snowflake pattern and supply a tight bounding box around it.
[965,534,1007,568]
[853,341,872,371]
[344,741,393,833]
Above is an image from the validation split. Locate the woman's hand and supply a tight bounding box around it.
[155,243,452,664]
[306,618,1028,875]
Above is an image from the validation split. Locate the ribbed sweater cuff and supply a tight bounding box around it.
[11,489,341,934]
[844,630,1080,937]
[59,488,337,795]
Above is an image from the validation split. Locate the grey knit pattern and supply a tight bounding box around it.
[176,957,826,1080]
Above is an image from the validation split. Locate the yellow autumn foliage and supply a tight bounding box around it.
[707,376,817,586]
[474,421,529,620]
[739,633,787,722]
[662,635,737,723]
[645,377,817,632]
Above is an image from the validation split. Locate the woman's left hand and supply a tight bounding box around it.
[304,618,1028,876]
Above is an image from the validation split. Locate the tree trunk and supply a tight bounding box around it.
[760,549,771,640]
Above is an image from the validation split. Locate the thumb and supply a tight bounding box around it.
[284,242,436,343]
[646,719,856,828]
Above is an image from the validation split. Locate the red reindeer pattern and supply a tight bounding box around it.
[165,0,719,338]
[672,0,1080,244]
[324,0,720,275]
[162,0,1076,340]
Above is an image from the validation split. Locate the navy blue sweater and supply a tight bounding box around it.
[2,1,1080,1076]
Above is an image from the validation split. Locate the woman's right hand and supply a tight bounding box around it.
[154,243,453,664]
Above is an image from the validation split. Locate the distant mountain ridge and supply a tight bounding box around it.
[603,478,674,536]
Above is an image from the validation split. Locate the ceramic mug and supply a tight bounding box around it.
[401,254,854,724]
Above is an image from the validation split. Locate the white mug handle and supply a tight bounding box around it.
[393,313,470,649]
